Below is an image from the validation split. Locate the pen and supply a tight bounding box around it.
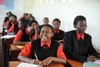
[29,37,32,41]
[34,51,42,65]
[34,51,38,60]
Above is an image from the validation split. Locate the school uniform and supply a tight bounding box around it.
[14,28,35,42]
[19,39,66,60]
[52,29,64,42]
[8,21,19,34]
[63,30,99,63]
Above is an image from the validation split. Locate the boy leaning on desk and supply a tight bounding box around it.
[17,24,72,67]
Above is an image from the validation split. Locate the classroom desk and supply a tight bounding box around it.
[67,59,83,67]
[9,61,64,67]
[10,45,24,61]
[1,36,15,67]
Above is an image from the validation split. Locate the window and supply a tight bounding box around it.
[37,0,41,5]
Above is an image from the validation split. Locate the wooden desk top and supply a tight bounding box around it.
[9,61,64,67]
[10,45,24,51]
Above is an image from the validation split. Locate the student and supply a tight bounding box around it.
[52,18,65,43]
[39,17,49,34]
[20,13,30,27]
[3,12,11,24]
[17,24,67,66]
[13,20,39,45]
[43,17,49,25]
[29,16,35,21]
[3,14,13,28]
[18,19,27,29]
[63,15,100,63]
[7,15,19,34]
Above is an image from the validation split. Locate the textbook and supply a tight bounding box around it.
[1,35,16,39]
[17,62,39,67]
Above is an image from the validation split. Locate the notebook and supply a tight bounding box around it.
[17,62,39,67]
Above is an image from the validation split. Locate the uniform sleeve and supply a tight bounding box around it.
[14,30,22,41]
[88,36,99,57]
[8,24,14,32]
[19,42,32,57]
[3,21,8,26]
[57,45,66,60]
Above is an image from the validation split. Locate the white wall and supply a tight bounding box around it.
[32,0,100,52]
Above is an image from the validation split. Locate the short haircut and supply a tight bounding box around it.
[43,17,49,20]
[40,24,54,32]
[73,15,86,25]
[52,18,61,24]
[28,20,38,26]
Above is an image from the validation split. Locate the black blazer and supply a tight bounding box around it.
[63,30,99,63]
[52,30,65,41]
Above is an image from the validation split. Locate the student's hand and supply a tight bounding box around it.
[87,55,97,62]
[34,59,41,65]
[40,57,54,66]
[97,54,100,60]
[34,25,38,31]
[30,59,41,65]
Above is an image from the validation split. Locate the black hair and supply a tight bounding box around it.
[8,11,12,14]
[28,20,38,26]
[20,19,27,28]
[13,15,17,19]
[40,24,54,32]
[73,15,86,25]
[6,12,9,15]
[43,17,49,20]
[25,13,28,16]
[30,16,35,20]
[9,14,17,19]
[52,18,61,24]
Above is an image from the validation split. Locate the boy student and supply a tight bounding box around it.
[39,17,49,34]
[63,15,100,63]
[43,17,49,25]
[13,20,39,45]
[52,18,65,43]
[18,24,71,67]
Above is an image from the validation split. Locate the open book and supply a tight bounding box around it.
[17,62,39,67]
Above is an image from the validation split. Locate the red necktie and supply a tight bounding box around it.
[43,44,49,49]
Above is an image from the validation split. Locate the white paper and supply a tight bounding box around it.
[1,35,16,39]
[17,62,39,67]
[87,60,100,65]
[93,60,100,65]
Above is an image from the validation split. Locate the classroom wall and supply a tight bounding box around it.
[24,0,34,13]
[32,0,100,52]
